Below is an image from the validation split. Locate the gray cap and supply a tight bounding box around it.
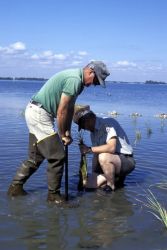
[87,60,110,87]
[73,105,90,125]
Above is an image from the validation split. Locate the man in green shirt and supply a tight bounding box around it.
[7,61,110,204]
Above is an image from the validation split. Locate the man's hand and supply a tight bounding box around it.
[79,144,92,155]
[62,136,73,145]
[62,131,73,145]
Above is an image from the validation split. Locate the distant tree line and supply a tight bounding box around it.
[0,77,48,81]
[145,80,166,84]
[0,77,166,84]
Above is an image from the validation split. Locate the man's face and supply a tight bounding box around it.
[93,74,100,85]
[80,116,95,132]
[84,69,99,87]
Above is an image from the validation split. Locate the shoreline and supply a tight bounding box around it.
[0,78,167,84]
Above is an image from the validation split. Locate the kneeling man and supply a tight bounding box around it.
[73,107,135,192]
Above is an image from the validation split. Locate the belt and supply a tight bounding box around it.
[30,100,42,107]
[30,100,50,114]
[117,153,133,157]
[30,100,54,117]
[124,154,133,157]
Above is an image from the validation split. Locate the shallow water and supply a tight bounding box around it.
[0,80,167,249]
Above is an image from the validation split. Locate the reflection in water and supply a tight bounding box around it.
[73,190,134,249]
[5,190,134,250]
[6,195,67,249]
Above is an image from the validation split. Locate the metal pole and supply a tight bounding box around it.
[65,145,69,201]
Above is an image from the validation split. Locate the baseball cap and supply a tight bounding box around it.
[73,105,92,131]
[87,61,110,87]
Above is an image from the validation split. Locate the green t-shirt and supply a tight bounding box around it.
[32,68,84,117]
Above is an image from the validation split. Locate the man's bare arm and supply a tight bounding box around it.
[79,137,117,154]
[57,93,75,138]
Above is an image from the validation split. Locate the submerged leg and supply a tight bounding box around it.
[37,133,66,204]
[8,133,44,196]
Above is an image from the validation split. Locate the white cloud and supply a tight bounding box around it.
[0,41,26,55]
[54,53,66,60]
[31,54,39,60]
[78,51,88,56]
[31,50,67,62]
[42,50,53,58]
[10,42,26,51]
[116,60,137,67]
[39,60,52,65]
[71,60,82,66]
[30,49,89,66]
[2,41,166,81]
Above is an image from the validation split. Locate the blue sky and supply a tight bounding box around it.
[0,0,167,82]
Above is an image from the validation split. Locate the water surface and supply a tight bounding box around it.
[0,80,167,250]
